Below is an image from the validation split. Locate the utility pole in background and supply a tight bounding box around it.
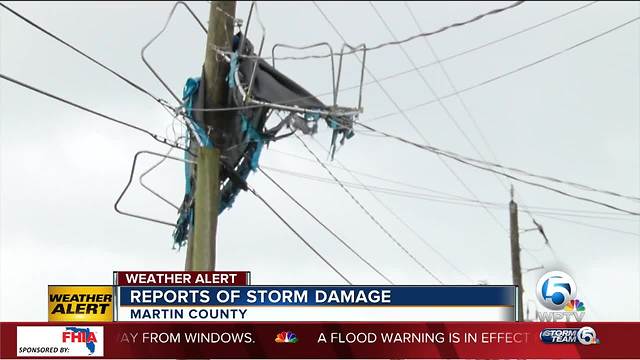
[185,1,237,271]
[509,185,524,321]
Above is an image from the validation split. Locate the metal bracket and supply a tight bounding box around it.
[272,42,336,107]
[114,150,196,227]
[241,1,266,103]
[140,1,209,104]
[139,148,181,211]
[336,43,367,112]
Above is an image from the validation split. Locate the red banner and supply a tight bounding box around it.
[1,322,639,359]
[114,271,251,286]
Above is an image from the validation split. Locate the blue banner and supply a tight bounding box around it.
[118,286,516,306]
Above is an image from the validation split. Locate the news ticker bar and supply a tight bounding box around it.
[2,322,638,359]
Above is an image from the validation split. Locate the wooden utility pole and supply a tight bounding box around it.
[185,1,237,271]
[509,185,524,321]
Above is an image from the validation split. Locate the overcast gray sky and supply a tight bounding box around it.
[1,1,639,321]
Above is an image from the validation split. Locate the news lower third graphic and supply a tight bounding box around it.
[4,270,639,359]
[16,326,104,357]
[535,271,588,322]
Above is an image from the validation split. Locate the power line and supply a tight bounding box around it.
[366,16,640,123]
[405,1,598,82]
[0,73,189,152]
[268,148,472,200]
[248,186,353,284]
[233,1,525,61]
[370,0,522,240]
[370,1,490,164]
[263,165,638,222]
[313,1,509,235]
[285,1,600,115]
[355,122,640,216]
[534,213,640,237]
[401,0,588,254]
[370,119,640,202]
[268,148,638,218]
[0,2,171,108]
[404,0,500,163]
[278,167,637,239]
[182,1,601,116]
[295,134,444,283]
[258,168,394,284]
[261,166,478,205]
[310,138,475,283]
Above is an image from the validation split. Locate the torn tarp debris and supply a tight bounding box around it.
[173,33,358,247]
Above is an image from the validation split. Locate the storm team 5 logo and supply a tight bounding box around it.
[540,326,600,345]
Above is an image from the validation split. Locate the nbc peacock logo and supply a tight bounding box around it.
[564,299,586,312]
[275,331,298,344]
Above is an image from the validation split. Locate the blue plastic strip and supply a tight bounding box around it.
[227,53,238,89]
[241,114,264,170]
[182,77,212,148]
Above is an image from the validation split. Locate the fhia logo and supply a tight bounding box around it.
[16,326,104,357]
[62,327,99,355]
[535,271,586,322]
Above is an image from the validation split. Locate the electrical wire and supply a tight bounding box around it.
[230,1,525,61]
[313,1,509,235]
[355,122,640,216]
[0,73,190,153]
[370,0,525,246]
[261,1,600,116]
[269,147,639,219]
[263,165,638,222]
[258,168,394,284]
[366,119,640,203]
[310,138,475,283]
[295,134,444,283]
[394,1,599,85]
[247,186,353,284]
[370,1,490,166]
[267,148,478,201]
[0,2,173,109]
[182,1,602,116]
[534,213,640,237]
[404,0,500,163]
[366,16,640,123]
[401,0,593,259]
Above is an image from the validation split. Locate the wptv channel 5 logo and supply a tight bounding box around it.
[535,271,587,322]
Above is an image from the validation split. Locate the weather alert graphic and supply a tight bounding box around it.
[535,271,587,322]
[16,326,104,357]
[275,331,298,344]
[48,285,113,322]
